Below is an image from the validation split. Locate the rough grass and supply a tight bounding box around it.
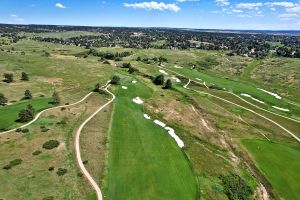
[0,98,51,130]
[104,79,196,200]
[242,139,300,200]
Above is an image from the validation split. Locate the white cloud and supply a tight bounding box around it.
[123,1,181,12]
[278,13,299,17]
[232,9,243,13]
[265,2,295,8]
[55,3,66,9]
[236,3,263,10]
[270,7,276,11]
[177,0,199,2]
[10,14,24,22]
[215,0,230,6]
[286,5,300,13]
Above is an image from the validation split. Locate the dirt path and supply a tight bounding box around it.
[75,84,115,200]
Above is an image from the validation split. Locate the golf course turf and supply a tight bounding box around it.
[242,139,300,200]
[104,79,197,200]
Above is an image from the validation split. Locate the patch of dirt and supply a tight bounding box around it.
[51,54,78,60]
[37,76,63,85]
[254,184,269,200]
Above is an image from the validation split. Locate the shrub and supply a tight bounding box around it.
[3,159,23,170]
[32,150,42,156]
[153,74,165,85]
[48,166,55,171]
[20,72,29,81]
[15,128,22,132]
[219,173,253,200]
[42,140,60,150]
[56,168,67,176]
[21,128,29,133]
[163,79,172,89]
[83,160,88,165]
[42,196,54,200]
[0,93,8,105]
[23,89,32,100]
[52,92,60,105]
[3,73,13,83]
[110,75,121,85]
[18,104,35,123]
[40,126,50,132]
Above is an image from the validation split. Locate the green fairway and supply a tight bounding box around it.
[0,98,51,130]
[242,139,300,200]
[105,79,196,200]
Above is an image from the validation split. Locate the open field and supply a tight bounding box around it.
[0,30,299,200]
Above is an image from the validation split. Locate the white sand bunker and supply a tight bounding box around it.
[272,106,290,112]
[132,80,137,84]
[165,127,184,148]
[196,78,202,81]
[159,70,169,75]
[258,88,282,100]
[241,93,265,104]
[172,76,181,83]
[154,120,166,127]
[153,119,184,148]
[122,86,128,90]
[174,65,183,69]
[144,114,151,120]
[133,97,144,104]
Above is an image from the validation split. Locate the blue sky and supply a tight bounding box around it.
[0,0,300,30]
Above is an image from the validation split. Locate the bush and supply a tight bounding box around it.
[3,159,23,170]
[56,168,67,176]
[48,166,55,171]
[32,150,42,156]
[153,74,165,85]
[42,140,60,150]
[163,79,172,89]
[21,128,29,133]
[3,73,13,83]
[219,173,253,200]
[18,104,35,123]
[110,75,121,85]
[0,93,8,105]
[21,72,29,81]
[40,126,50,132]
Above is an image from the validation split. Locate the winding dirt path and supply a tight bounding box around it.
[75,84,115,200]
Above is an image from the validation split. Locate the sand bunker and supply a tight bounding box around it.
[133,97,143,104]
[174,65,183,69]
[122,86,128,90]
[132,80,137,84]
[159,70,169,75]
[144,114,151,120]
[152,119,184,148]
[154,119,166,127]
[172,76,181,83]
[241,93,265,104]
[196,78,202,81]
[258,88,282,100]
[272,106,289,112]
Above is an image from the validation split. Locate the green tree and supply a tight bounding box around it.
[52,92,60,105]
[24,90,32,99]
[163,79,172,89]
[153,74,165,85]
[128,66,138,74]
[0,93,8,106]
[3,73,13,83]
[21,72,29,81]
[110,75,121,85]
[18,104,35,122]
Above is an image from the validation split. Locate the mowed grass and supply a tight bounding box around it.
[105,79,196,200]
[242,139,300,200]
[0,98,51,130]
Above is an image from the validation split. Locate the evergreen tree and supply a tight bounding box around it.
[21,72,29,81]
[3,73,13,83]
[163,79,172,89]
[0,93,8,106]
[18,104,35,122]
[24,90,32,99]
[52,92,60,105]
[153,74,165,85]
[110,75,121,85]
